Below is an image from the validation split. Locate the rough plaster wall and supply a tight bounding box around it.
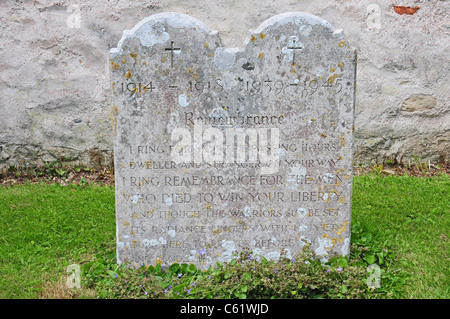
[0,0,449,169]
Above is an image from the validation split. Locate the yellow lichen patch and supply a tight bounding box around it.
[330,68,336,72]
[259,33,266,39]
[338,41,346,47]
[187,66,200,81]
[258,53,263,59]
[290,68,297,74]
[212,229,221,235]
[129,53,137,58]
[121,58,126,64]
[323,233,329,238]
[205,204,212,210]
[111,105,119,115]
[203,43,209,48]
[161,57,166,63]
[328,74,337,84]
[338,62,344,68]
[251,35,257,42]
[320,133,327,138]
[125,70,132,79]
[110,60,121,70]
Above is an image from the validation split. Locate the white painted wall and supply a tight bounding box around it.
[0,0,448,168]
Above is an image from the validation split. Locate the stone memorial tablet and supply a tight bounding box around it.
[110,12,356,267]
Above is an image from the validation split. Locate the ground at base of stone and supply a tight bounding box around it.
[0,162,448,186]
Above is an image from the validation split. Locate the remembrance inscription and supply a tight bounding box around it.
[110,12,356,267]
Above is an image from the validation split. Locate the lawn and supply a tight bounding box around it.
[352,173,449,298]
[0,182,115,298]
[0,173,448,298]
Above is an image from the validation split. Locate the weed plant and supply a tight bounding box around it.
[82,220,408,299]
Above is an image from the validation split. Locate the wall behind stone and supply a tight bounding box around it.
[0,0,448,169]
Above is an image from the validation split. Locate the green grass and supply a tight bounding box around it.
[352,173,449,298]
[0,182,115,298]
[0,174,448,298]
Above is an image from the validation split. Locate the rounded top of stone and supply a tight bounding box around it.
[252,11,337,33]
[110,11,345,56]
[248,11,345,45]
[110,12,217,55]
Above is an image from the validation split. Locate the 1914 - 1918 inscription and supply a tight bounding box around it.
[110,12,356,267]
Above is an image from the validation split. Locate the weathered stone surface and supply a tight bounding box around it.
[111,12,356,267]
[401,94,437,112]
